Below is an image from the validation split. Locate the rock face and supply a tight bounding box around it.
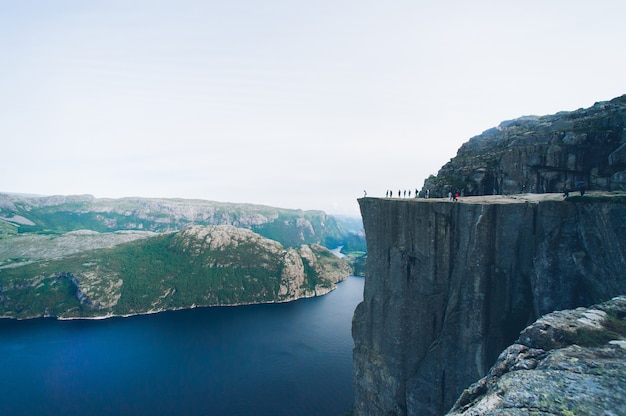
[352,194,626,415]
[423,95,626,197]
[447,296,626,415]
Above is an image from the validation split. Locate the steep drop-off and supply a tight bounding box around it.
[353,193,626,415]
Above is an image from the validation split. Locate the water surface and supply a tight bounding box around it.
[0,276,364,416]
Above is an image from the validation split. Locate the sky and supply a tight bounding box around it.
[1,1,625,215]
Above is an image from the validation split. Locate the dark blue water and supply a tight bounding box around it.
[0,276,364,416]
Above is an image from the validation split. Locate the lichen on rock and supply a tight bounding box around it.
[447,296,626,416]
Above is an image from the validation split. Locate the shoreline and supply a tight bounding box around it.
[0,276,356,322]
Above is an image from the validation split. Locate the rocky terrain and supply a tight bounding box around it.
[0,225,351,320]
[448,296,626,415]
[423,95,626,197]
[353,191,626,415]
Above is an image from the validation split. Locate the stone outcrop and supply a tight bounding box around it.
[447,296,626,415]
[423,95,626,197]
[352,194,626,415]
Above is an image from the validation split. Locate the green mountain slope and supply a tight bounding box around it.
[0,225,352,319]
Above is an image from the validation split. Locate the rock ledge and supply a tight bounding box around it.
[448,296,626,416]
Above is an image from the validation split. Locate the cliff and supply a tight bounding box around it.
[423,95,626,197]
[353,193,626,415]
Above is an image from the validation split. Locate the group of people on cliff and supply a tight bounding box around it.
[383,188,464,201]
[448,191,460,201]
[385,189,426,198]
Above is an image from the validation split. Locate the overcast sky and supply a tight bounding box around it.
[1,1,625,215]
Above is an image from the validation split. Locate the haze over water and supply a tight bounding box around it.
[0,276,364,416]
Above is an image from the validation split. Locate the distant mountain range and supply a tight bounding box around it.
[0,194,363,319]
[0,193,363,248]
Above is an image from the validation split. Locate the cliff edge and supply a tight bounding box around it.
[353,193,626,415]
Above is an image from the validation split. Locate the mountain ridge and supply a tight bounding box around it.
[0,193,364,251]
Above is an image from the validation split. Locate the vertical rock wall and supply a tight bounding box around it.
[353,196,626,416]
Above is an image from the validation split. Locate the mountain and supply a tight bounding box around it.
[0,193,365,251]
[0,194,359,319]
[423,95,626,197]
[0,225,351,320]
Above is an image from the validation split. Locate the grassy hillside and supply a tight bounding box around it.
[0,226,352,320]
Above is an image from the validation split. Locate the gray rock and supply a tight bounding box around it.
[353,194,626,416]
[423,95,626,197]
[448,296,626,416]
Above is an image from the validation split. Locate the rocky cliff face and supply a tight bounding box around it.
[447,296,626,415]
[353,194,626,415]
[423,95,626,197]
